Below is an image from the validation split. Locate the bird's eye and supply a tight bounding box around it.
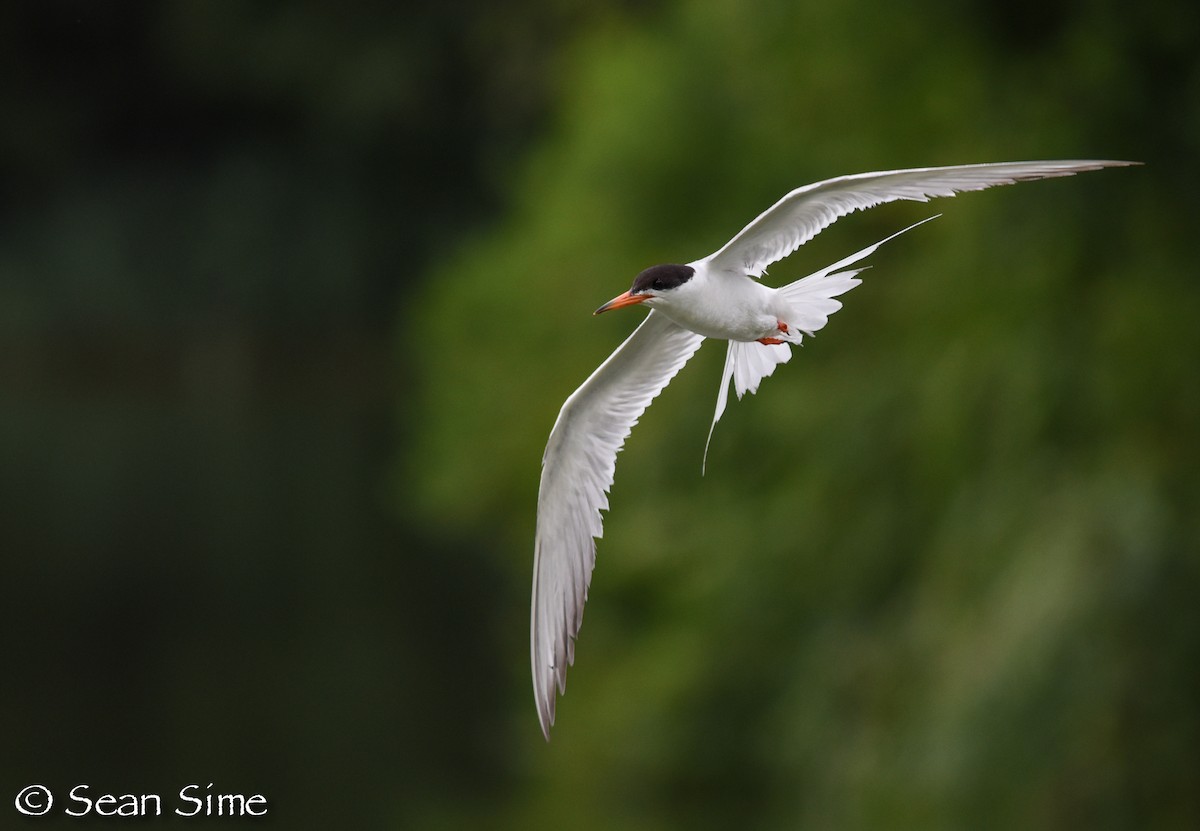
[651,279,664,291]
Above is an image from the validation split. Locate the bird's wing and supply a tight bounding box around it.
[704,160,1136,278]
[532,310,705,739]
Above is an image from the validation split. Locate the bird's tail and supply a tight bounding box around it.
[702,215,939,473]
[777,213,941,333]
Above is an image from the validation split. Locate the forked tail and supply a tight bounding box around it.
[702,215,940,472]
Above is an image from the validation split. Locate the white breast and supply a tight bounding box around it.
[649,262,783,341]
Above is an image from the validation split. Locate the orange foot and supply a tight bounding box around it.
[757,320,789,345]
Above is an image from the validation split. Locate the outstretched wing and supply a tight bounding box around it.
[704,160,1137,278]
[532,311,705,739]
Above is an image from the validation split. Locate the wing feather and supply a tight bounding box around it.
[705,160,1138,278]
[532,311,705,739]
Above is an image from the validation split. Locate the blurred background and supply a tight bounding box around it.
[2,1,1197,828]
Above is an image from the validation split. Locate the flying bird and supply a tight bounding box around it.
[530,159,1137,739]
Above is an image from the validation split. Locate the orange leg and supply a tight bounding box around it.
[757,320,789,345]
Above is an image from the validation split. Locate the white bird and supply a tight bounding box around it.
[531,159,1137,739]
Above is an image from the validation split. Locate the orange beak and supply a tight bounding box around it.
[593,290,648,315]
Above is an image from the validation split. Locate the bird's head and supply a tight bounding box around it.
[594,264,695,315]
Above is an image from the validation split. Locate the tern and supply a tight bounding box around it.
[531,159,1137,739]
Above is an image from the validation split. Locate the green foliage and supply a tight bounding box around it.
[408,0,1198,826]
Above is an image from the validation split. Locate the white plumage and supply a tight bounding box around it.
[531,159,1137,739]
